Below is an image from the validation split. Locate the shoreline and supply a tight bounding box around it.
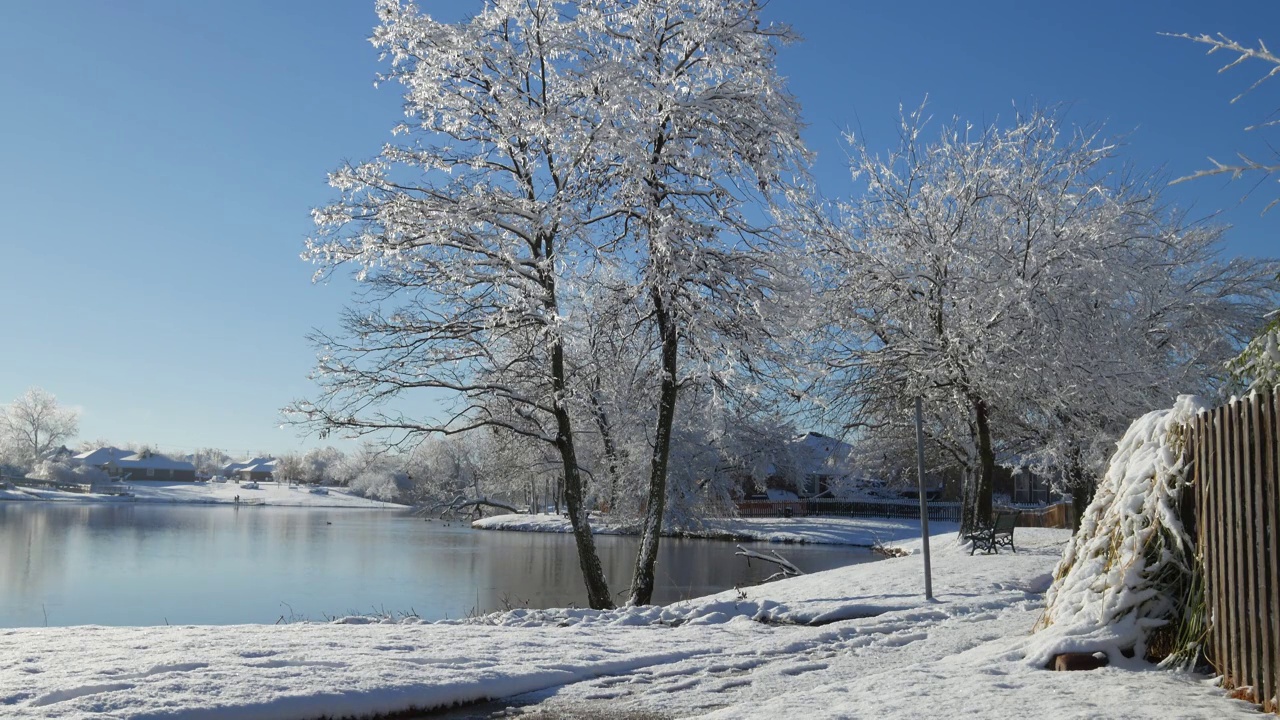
[0,479,407,510]
[472,512,958,547]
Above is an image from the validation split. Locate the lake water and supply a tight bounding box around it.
[0,504,878,627]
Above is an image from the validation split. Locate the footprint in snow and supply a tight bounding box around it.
[29,683,135,707]
[713,678,753,693]
[108,662,209,680]
[249,659,346,670]
[877,632,928,647]
[780,662,829,676]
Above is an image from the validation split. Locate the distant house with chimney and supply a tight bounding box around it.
[74,447,197,481]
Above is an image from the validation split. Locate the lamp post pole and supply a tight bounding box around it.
[915,396,934,601]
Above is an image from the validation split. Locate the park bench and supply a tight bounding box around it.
[964,511,1019,555]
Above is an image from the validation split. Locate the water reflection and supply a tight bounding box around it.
[0,504,877,627]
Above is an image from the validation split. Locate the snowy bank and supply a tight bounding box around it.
[0,526,1256,719]
[472,512,957,546]
[0,480,404,509]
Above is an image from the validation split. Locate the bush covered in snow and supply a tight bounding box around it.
[1030,395,1206,667]
[348,468,413,503]
[30,460,110,487]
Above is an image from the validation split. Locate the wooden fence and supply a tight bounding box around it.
[1188,390,1280,713]
[999,502,1076,529]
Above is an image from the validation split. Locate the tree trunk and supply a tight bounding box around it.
[629,290,678,606]
[551,339,614,610]
[588,384,622,513]
[1063,449,1092,533]
[962,394,996,533]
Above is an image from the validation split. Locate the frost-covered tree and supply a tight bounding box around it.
[819,107,1278,532]
[298,446,346,485]
[1009,221,1275,518]
[291,0,628,608]
[189,447,232,478]
[273,453,305,484]
[294,0,810,608]
[0,387,79,471]
[581,0,811,605]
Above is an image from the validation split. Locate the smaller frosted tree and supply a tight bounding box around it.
[0,387,79,471]
[818,106,1278,531]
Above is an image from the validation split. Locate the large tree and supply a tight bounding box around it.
[291,0,618,608]
[818,107,1277,531]
[294,0,810,608]
[0,387,79,471]
[583,0,811,605]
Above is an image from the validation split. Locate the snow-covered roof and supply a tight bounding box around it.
[792,432,855,476]
[73,447,132,466]
[227,457,276,474]
[117,452,196,472]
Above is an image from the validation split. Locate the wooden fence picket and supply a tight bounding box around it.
[1191,390,1280,712]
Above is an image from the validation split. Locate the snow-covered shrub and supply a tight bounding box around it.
[348,468,411,503]
[1030,395,1206,667]
[30,460,110,486]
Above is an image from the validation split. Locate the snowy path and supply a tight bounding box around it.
[0,529,1257,719]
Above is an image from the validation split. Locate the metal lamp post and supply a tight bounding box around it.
[915,397,934,601]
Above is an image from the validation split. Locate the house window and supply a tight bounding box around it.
[147,468,155,477]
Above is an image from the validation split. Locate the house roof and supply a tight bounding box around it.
[73,447,132,466]
[226,457,276,474]
[117,452,196,472]
[793,432,855,475]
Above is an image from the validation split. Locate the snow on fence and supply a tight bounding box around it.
[734,498,963,523]
[1188,390,1280,713]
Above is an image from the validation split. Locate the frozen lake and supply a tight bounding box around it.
[0,504,879,627]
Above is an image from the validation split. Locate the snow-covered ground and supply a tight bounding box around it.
[0,527,1253,719]
[473,512,955,546]
[0,480,402,509]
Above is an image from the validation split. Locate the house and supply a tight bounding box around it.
[115,450,197,481]
[43,445,76,463]
[761,432,858,499]
[223,457,276,483]
[1009,466,1060,505]
[74,446,134,478]
[76,447,197,481]
[72,446,132,469]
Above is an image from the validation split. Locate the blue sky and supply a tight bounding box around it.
[1,1,1277,456]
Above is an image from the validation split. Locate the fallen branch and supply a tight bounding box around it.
[735,544,804,582]
[423,495,523,519]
